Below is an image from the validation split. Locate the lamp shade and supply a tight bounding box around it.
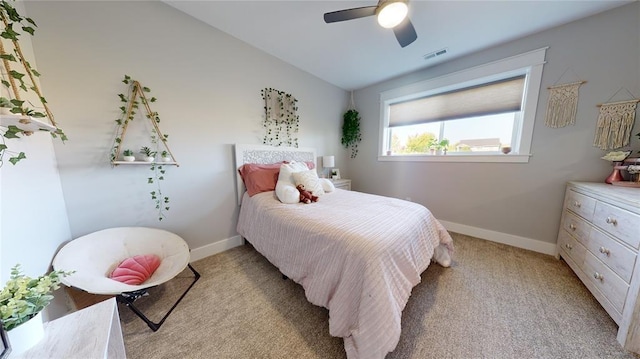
[322,156,335,168]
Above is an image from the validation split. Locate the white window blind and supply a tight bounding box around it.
[388,75,526,127]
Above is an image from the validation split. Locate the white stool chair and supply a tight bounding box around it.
[53,227,200,331]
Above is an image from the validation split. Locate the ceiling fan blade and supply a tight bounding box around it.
[393,17,417,47]
[324,6,377,23]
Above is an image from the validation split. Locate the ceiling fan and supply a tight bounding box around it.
[323,0,417,48]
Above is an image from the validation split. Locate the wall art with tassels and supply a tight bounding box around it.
[593,88,639,150]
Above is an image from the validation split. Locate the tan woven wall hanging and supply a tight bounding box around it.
[544,81,585,128]
[593,99,639,150]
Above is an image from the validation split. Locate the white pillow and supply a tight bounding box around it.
[320,178,335,193]
[275,161,309,203]
[292,169,324,196]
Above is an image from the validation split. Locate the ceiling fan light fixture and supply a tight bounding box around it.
[376,1,408,29]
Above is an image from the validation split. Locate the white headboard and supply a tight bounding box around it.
[234,144,316,204]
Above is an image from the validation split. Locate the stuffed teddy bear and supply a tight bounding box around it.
[296,184,318,204]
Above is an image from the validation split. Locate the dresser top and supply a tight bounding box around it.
[569,181,640,210]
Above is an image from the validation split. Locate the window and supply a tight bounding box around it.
[379,48,547,163]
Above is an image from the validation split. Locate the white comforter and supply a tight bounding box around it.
[236,189,454,359]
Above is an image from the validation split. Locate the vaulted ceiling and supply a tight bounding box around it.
[165,0,634,90]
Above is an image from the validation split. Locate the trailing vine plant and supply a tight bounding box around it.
[110,75,171,221]
[341,109,362,158]
[0,0,66,165]
[261,87,299,147]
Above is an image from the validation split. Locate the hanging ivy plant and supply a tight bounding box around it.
[261,87,299,147]
[0,0,66,166]
[110,75,170,221]
[341,109,361,158]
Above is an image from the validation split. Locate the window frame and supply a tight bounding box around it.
[378,47,547,163]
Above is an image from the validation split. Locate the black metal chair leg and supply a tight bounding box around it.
[117,263,200,331]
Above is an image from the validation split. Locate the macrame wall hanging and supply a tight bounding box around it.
[261,87,299,147]
[544,81,585,128]
[593,97,639,150]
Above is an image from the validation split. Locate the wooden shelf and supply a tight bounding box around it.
[0,114,57,133]
[112,160,179,166]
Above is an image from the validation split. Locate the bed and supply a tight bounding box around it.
[234,144,454,359]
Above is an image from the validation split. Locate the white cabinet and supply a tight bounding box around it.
[557,182,640,353]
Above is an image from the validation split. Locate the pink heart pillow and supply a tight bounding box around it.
[110,254,161,285]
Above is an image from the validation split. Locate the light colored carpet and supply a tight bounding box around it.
[121,233,639,358]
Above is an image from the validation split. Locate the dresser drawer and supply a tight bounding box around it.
[593,201,640,249]
[583,250,629,314]
[558,229,586,265]
[566,189,596,221]
[587,228,637,283]
[562,211,591,246]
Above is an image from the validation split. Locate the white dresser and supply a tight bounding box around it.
[557,181,640,352]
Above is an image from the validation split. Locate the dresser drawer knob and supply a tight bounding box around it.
[605,217,618,225]
[594,272,604,281]
[573,201,581,208]
[569,224,576,231]
[599,247,611,255]
[565,243,573,250]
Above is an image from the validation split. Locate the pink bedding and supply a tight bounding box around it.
[236,189,454,359]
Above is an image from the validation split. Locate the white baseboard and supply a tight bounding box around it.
[189,235,245,262]
[438,220,557,256]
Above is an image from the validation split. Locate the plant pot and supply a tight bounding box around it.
[123,155,135,162]
[143,156,155,162]
[162,157,172,162]
[7,311,44,355]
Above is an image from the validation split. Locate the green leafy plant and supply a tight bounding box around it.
[123,149,133,157]
[140,146,156,158]
[0,264,73,331]
[429,138,450,154]
[0,0,66,165]
[110,75,171,221]
[161,150,168,157]
[341,109,361,158]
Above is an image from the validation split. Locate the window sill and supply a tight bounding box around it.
[377,153,531,163]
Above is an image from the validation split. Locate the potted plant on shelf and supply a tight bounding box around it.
[140,146,156,162]
[428,138,450,155]
[122,149,135,162]
[160,150,171,162]
[1,264,73,354]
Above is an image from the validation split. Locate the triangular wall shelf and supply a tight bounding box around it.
[110,79,178,166]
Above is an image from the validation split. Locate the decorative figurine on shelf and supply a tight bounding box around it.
[601,150,631,184]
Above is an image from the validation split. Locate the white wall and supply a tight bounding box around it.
[351,3,640,253]
[0,2,72,319]
[23,1,348,254]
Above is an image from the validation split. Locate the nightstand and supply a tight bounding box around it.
[331,179,351,191]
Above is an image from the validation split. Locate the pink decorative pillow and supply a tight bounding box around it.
[110,254,161,285]
[238,162,285,196]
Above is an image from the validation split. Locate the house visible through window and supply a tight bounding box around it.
[378,48,547,163]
